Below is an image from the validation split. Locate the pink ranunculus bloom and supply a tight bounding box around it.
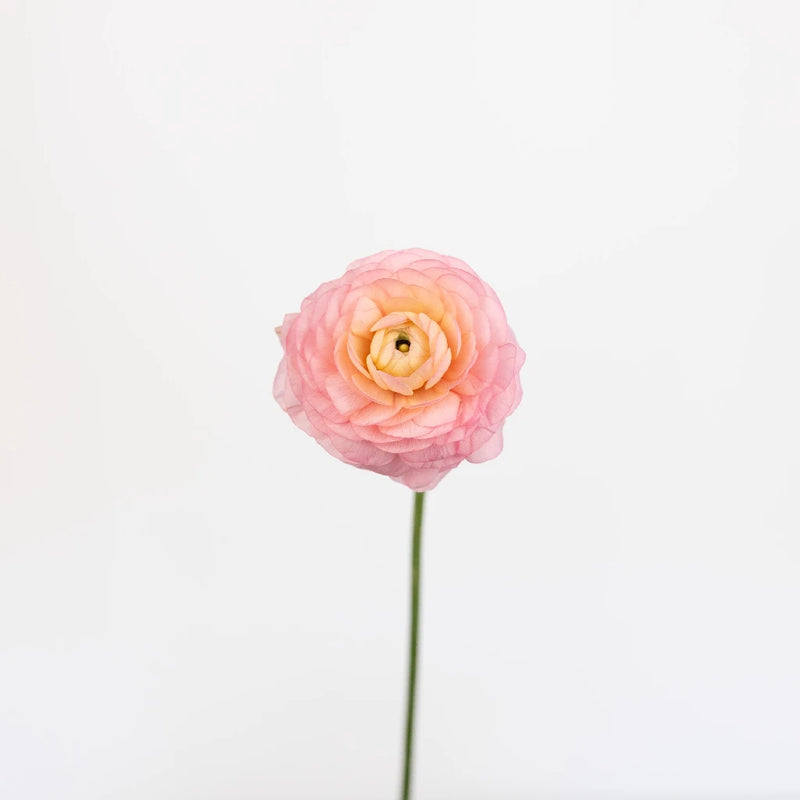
[273,249,525,491]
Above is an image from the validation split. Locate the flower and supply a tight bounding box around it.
[273,249,524,491]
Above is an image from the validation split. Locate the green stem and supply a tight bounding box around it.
[401,491,425,800]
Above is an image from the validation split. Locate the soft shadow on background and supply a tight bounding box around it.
[2,2,799,798]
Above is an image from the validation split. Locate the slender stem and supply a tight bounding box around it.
[401,491,425,800]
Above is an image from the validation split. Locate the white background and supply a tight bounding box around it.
[2,2,799,798]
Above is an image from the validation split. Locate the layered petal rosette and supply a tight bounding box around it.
[274,249,524,491]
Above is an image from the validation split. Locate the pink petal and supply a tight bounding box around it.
[325,374,370,416]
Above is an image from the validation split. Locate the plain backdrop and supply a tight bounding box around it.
[2,1,799,798]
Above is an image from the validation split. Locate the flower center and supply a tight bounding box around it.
[351,310,453,397]
[369,324,429,377]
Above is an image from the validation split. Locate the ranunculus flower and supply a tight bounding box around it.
[273,248,524,491]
